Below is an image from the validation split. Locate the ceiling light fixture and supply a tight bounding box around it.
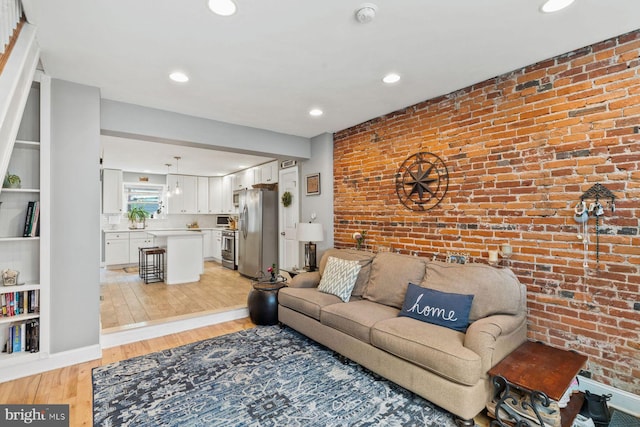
[174,156,182,195]
[165,163,172,198]
[355,3,378,24]
[169,71,189,83]
[383,73,401,84]
[540,0,575,13]
[309,109,323,117]
[207,0,237,16]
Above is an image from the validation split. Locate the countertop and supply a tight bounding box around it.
[103,227,234,233]
[147,230,205,237]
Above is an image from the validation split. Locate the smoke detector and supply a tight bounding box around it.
[355,3,377,24]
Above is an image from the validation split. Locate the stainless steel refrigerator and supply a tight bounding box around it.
[238,188,278,278]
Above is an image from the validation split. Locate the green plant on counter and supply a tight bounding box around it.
[281,191,292,207]
[128,205,150,228]
[3,173,21,188]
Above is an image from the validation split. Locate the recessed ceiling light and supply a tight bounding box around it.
[540,0,575,13]
[207,0,237,16]
[169,71,189,83]
[309,109,323,117]
[383,73,401,84]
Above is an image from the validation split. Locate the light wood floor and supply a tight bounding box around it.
[0,318,491,426]
[100,261,253,330]
[0,319,254,427]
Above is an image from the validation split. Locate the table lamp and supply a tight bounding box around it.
[296,222,324,271]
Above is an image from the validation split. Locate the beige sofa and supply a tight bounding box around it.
[278,249,528,426]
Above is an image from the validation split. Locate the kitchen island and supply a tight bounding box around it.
[147,230,204,284]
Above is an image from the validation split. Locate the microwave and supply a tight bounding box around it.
[216,216,231,226]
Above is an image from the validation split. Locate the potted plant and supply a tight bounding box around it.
[3,173,21,189]
[128,206,149,229]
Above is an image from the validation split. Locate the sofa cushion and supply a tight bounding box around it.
[321,300,399,343]
[399,283,474,332]
[371,317,483,386]
[363,252,427,309]
[318,256,362,302]
[319,249,375,297]
[278,287,342,320]
[422,261,524,321]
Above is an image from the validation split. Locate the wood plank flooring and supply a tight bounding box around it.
[100,261,253,330]
[0,319,254,426]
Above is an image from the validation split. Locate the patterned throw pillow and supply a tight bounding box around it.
[318,256,362,302]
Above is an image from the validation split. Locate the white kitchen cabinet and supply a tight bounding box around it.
[208,177,222,213]
[128,232,154,264]
[105,232,129,265]
[102,169,123,214]
[202,230,213,259]
[167,174,198,214]
[181,175,198,213]
[233,168,259,190]
[259,161,278,184]
[232,171,242,190]
[212,230,222,261]
[197,177,209,214]
[221,175,235,214]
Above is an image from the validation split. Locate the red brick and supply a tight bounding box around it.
[334,29,640,396]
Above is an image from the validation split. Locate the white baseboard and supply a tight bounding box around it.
[100,307,249,348]
[0,344,102,383]
[578,375,640,417]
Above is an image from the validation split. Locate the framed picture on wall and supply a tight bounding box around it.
[446,251,469,264]
[306,173,321,196]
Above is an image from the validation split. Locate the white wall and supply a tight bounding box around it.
[50,79,101,353]
[101,100,311,160]
[300,133,334,261]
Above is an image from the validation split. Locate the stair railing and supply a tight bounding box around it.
[1,0,24,73]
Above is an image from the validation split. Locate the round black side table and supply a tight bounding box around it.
[248,277,287,326]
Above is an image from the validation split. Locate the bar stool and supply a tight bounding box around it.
[138,246,158,280]
[139,247,165,284]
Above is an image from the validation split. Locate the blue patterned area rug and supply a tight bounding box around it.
[93,326,457,426]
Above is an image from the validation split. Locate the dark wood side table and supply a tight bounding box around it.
[487,341,587,427]
[247,277,287,326]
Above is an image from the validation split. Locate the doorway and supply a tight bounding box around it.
[99,136,277,333]
[279,166,300,271]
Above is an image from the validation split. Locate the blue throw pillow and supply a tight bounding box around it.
[399,283,474,332]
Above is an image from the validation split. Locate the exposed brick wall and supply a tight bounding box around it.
[333,30,640,394]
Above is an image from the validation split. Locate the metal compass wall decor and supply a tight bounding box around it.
[395,152,449,211]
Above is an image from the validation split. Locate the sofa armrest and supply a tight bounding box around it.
[288,271,321,288]
[464,313,527,375]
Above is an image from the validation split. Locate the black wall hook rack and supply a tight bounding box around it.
[578,183,616,268]
[580,183,616,207]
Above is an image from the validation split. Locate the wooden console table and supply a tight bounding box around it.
[487,341,587,427]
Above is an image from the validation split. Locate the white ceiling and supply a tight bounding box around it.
[21,0,640,173]
[101,135,274,176]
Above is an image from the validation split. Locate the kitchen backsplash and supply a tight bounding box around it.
[101,214,237,231]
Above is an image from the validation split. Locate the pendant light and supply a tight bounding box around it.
[174,156,182,195]
[164,163,172,198]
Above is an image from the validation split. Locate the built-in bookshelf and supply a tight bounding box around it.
[0,74,48,366]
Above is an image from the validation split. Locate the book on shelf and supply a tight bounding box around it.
[3,320,39,354]
[1,290,40,317]
[22,201,40,237]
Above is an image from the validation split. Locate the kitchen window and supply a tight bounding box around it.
[125,184,164,217]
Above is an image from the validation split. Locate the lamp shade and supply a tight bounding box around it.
[296,222,324,242]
